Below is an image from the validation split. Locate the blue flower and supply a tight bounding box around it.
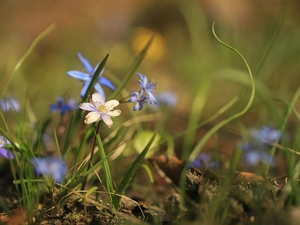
[137,73,157,105]
[50,97,78,115]
[0,136,14,159]
[32,156,67,183]
[0,97,20,112]
[239,126,280,167]
[67,53,115,98]
[128,91,148,111]
[241,145,275,166]
[128,73,157,111]
[249,127,281,144]
[188,153,218,169]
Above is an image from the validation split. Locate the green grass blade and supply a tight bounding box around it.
[109,34,155,100]
[179,22,256,203]
[113,131,157,209]
[82,54,109,102]
[94,130,114,202]
[141,163,154,183]
[188,22,255,161]
[2,24,56,98]
[268,87,300,173]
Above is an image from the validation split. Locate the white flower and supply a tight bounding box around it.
[79,93,121,127]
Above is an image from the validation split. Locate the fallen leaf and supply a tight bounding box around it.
[6,209,27,225]
[149,155,184,185]
[232,171,264,185]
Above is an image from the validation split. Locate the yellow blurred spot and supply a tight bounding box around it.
[131,27,166,62]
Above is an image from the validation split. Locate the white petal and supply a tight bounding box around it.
[107,109,121,117]
[79,103,97,112]
[92,93,105,107]
[84,111,101,124]
[101,114,113,128]
[105,100,119,109]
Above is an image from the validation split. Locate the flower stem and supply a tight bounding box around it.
[81,122,101,190]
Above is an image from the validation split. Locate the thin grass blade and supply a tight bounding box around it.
[113,132,157,209]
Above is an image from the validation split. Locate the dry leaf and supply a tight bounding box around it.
[232,171,264,185]
[149,155,184,185]
[6,209,27,225]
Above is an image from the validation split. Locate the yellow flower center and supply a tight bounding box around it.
[98,105,106,112]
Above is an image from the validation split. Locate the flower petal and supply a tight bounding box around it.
[105,100,119,109]
[147,92,157,105]
[67,71,90,81]
[101,114,113,127]
[0,147,14,159]
[99,76,116,90]
[94,83,106,98]
[77,53,94,74]
[84,111,101,124]
[79,103,97,111]
[107,109,121,117]
[92,92,105,107]
[81,80,91,98]
[137,72,147,89]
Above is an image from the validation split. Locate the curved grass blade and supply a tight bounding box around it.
[113,132,157,209]
[179,22,256,202]
[189,22,255,161]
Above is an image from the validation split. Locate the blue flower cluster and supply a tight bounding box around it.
[240,126,281,166]
[129,73,158,111]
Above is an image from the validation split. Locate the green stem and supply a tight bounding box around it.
[81,122,101,190]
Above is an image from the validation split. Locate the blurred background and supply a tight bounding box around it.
[0,0,299,161]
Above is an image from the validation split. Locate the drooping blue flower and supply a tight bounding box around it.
[128,73,157,111]
[137,73,157,105]
[128,90,148,111]
[188,153,218,169]
[31,156,67,183]
[50,97,78,115]
[0,136,14,159]
[67,53,115,98]
[0,97,20,112]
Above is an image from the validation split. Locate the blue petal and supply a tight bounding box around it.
[77,53,94,74]
[137,73,147,89]
[94,83,105,98]
[147,92,157,105]
[99,76,116,90]
[81,81,91,98]
[0,147,14,159]
[133,102,142,111]
[67,71,90,81]
[49,104,58,113]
